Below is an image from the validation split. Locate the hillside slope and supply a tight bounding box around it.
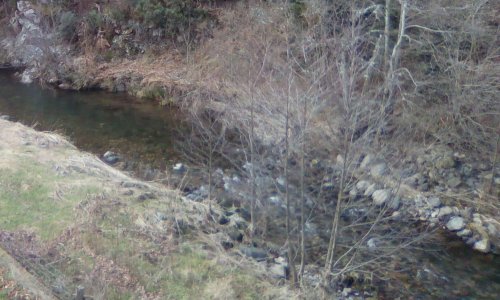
[0,119,293,299]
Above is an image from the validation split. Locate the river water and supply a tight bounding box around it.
[0,70,184,174]
[0,70,498,299]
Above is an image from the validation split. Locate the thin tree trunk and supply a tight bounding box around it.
[299,97,307,282]
[250,92,256,238]
[384,0,392,72]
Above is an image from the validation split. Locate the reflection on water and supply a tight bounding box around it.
[0,70,183,171]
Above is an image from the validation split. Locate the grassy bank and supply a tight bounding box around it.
[0,119,291,299]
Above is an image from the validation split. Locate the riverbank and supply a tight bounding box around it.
[0,118,295,299]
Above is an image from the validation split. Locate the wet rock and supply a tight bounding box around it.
[0,115,10,120]
[372,189,391,206]
[240,246,267,261]
[102,151,120,165]
[58,83,72,90]
[446,217,465,231]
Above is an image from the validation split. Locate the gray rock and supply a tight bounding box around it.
[446,217,465,231]
[336,154,344,165]
[367,238,377,249]
[457,229,472,238]
[0,115,10,120]
[388,197,401,210]
[276,177,286,191]
[269,257,287,279]
[437,206,453,218]
[240,246,267,261]
[434,155,455,169]
[447,176,462,188]
[228,229,243,242]
[360,154,373,169]
[138,192,156,201]
[172,163,186,173]
[356,180,371,192]
[473,239,491,253]
[102,151,120,164]
[426,197,441,208]
[371,163,388,177]
[404,173,422,187]
[322,182,334,191]
[372,189,391,206]
[364,183,377,197]
[349,188,359,199]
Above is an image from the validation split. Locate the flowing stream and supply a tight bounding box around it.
[0,70,498,299]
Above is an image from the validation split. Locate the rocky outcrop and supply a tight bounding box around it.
[3,1,45,83]
[1,1,68,84]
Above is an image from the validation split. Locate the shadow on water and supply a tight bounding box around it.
[0,70,184,175]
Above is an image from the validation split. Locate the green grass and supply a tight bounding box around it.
[0,160,98,240]
[0,154,286,299]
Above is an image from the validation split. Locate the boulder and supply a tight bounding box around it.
[437,206,453,218]
[426,196,441,209]
[434,153,455,169]
[360,154,373,169]
[364,183,377,197]
[372,189,391,206]
[356,180,371,192]
[473,239,491,253]
[269,257,288,279]
[102,151,120,165]
[446,217,465,231]
[172,163,186,173]
[371,163,388,177]
[239,246,267,261]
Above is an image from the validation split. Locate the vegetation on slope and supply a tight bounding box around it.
[0,119,292,299]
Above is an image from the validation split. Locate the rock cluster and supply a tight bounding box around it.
[351,147,499,254]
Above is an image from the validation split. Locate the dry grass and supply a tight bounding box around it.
[0,119,293,299]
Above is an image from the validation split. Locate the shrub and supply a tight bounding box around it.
[58,11,77,42]
[134,0,209,38]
